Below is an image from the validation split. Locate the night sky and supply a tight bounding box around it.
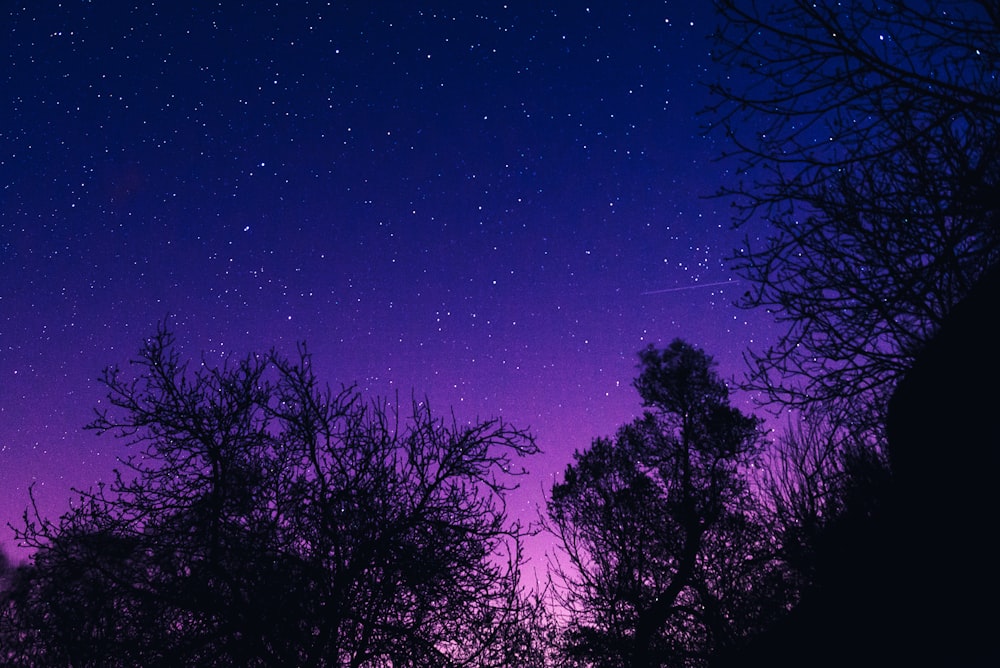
[1,2,777,569]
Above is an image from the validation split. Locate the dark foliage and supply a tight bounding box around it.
[713,263,1000,667]
[545,340,788,668]
[706,3,1000,662]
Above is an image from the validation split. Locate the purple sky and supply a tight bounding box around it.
[1,1,778,570]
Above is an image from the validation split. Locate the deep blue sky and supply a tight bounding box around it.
[1,1,777,567]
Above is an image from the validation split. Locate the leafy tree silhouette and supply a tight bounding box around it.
[545,340,787,667]
[1,325,541,667]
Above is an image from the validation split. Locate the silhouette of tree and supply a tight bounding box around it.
[2,325,540,667]
[545,340,784,668]
[711,259,1000,668]
[704,8,1000,660]
[483,585,570,668]
[0,549,11,600]
[709,0,1000,434]
[756,409,891,587]
[882,260,1000,666]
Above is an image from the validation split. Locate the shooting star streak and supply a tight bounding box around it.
[641,279,740,295]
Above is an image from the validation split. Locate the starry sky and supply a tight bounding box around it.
[1,1,778,568]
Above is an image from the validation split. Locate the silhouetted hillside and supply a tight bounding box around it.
[712,262,1000,667]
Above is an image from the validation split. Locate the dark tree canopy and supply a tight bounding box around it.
[709,0,1000,434]
[0,327,541,667]
[712,255,1000,668]
[545,340,787,668]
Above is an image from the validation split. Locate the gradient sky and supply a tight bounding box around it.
[1,1,779,570]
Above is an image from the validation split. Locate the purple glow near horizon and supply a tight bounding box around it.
[1,2,777,572]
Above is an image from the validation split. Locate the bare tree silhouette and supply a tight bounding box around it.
[1,325,541,667]
[709,0,1000,436]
